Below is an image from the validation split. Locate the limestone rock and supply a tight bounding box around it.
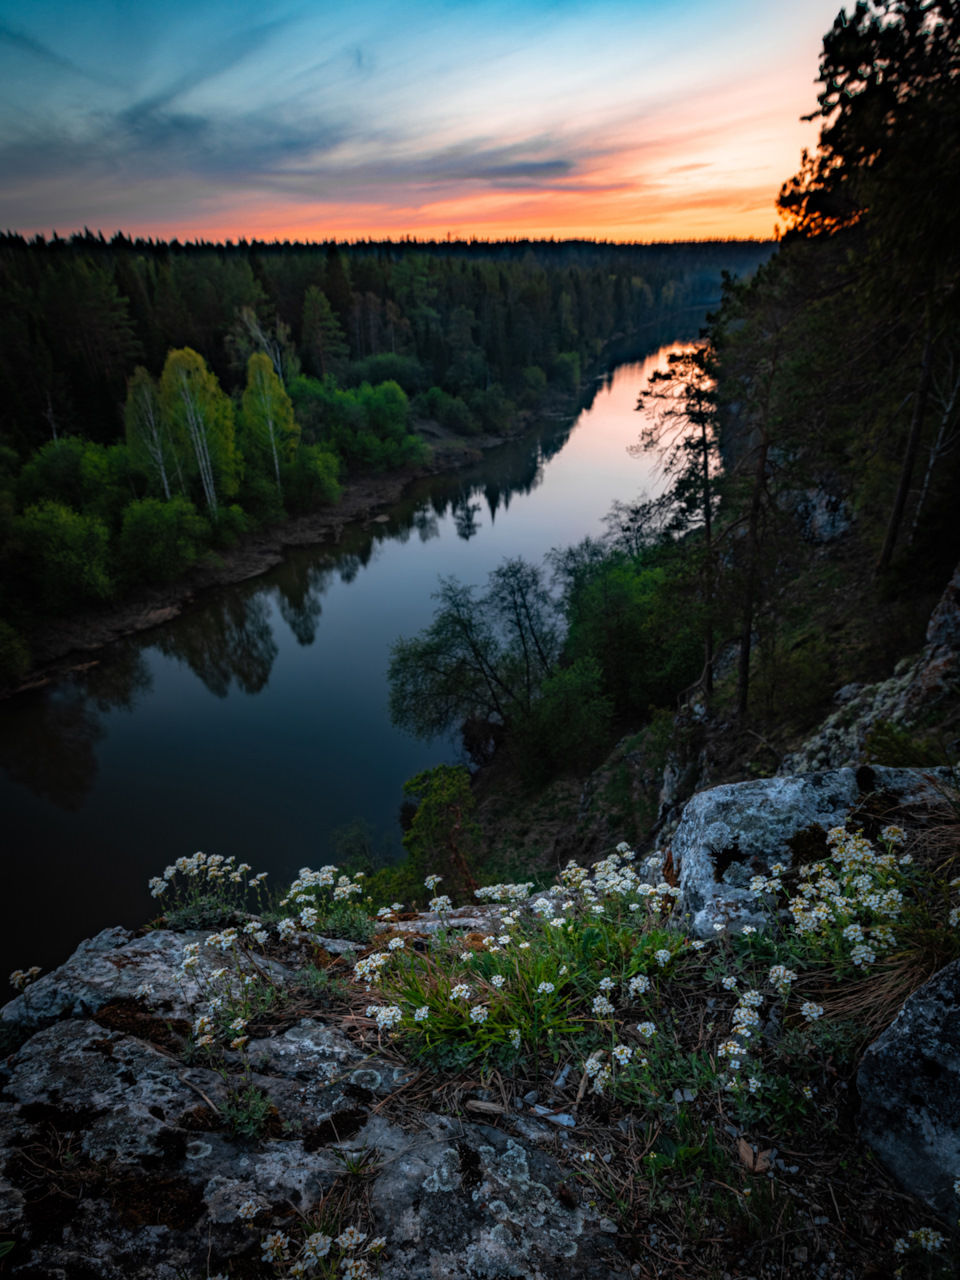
[1,927,293,1032]
[360,1113,624,1280]
[670,767,949,937]
[858,957,960,1220]
[792,487,851,543]
[0,924,629,1278]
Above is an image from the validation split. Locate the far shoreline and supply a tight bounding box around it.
[3,305,717,701]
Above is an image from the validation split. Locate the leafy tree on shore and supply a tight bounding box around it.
[159,348,238,519]
[125,366,178,500]
[239,353,300,499]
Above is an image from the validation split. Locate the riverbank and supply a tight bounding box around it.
[1,419,535,700]
[3,308,714,701]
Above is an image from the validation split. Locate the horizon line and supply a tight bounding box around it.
[2,228,776,250]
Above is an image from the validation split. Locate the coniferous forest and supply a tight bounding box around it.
[380,0,960,815]
[0,236,769,680]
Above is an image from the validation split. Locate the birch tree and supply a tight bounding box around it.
[159,348,237,519]
[240,353,299,498]
[124,366,176,499]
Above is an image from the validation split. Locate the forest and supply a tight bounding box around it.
[385,0,960,826]
[0,234,769,680]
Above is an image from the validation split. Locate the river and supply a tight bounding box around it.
[0,317,707,983]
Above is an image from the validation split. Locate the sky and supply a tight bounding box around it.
[0,0,842,243]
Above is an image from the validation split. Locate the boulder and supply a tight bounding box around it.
[858,957,960,1221]
[669,766,949,937]
[0,926,629,1279]
[1,927,294,1032]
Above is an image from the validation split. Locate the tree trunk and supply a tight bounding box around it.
[876,328,934,574]
[737,437,769,718]
[700,417,714,697]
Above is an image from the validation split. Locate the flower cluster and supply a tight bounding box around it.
[147,851,261,914]
[366,1004,402,1032]
[474,882,535,902]
[9,966,41,991]
[780,826,915,970]
[354,951,391,984]
[254,1213,385,1279]
[893,1226,945,1254]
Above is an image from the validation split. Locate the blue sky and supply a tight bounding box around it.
[0,0,842,240]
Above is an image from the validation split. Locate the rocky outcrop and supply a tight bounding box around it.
[0,929,627,1279]
[668,766,950,937]
[858,957,960,1221]
[782,559,960,773]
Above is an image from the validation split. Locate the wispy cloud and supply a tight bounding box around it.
[0,0,839,239]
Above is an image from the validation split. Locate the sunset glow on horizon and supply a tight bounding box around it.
[0,0,842,243]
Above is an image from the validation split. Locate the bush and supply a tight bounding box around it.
[289,376,426,473]
[516,365,547,408]
[16,500,113,610]
[347,354,426,395]
[0,619,30,681]
[211,503,251,548]
[283,444,341,511]
[553,351,581,392]
[118,496,209,584]
[518,656,613,782]
[414,386,479,436]
[17,437,137,532]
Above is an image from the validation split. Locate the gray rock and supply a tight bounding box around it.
[793,488,852,543]
[1,927,294,1031]
[245,1017,364,1081]
[0,925,629,1279]
[670,767,950,937]
[858,957,960,1219]
[358,1113,626,1279]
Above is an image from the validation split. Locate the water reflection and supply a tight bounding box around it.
[0,316,711,814]
[154,593,278,698]
[454,498,482,540]
[0,649,151,809]
[273,558,334,647]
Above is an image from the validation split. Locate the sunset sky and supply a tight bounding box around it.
[0,0,841,243]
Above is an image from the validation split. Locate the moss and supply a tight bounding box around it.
[301,1110,367,1151]
[93,998,189,1053]
[784,822,829,864]
[111,1174,206,1230]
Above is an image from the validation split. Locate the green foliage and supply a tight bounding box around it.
[0,619,30,681]
[348,353,426,395]
[124,366,178,500]
[750,634,834,729]
[301,284,349,380]
[553,350,580,392]
[283,443,341,510]
[159,347,239,516]
[413,385,479,436]
[401,764,480,894]
[865,719,948,769]
[118,496,209,584]
[288,375,426,474]
[560,548,703,721]
[238,352,300,500]
[18,436,137,532]
[15,500,113,610]
[220,1083,274,1140]
[516,364,547,408]
[518,656,613,782]
[310,902,376,944]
